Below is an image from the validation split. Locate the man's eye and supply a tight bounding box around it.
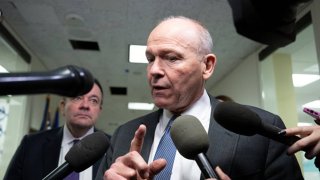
[146,56,155,63]
[72,96,82,101]
[165,55,178,61]
[90,99,98,104]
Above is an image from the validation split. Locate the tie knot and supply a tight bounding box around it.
[167,114,179,127]
[171,114,181,121]
[72,139,80,145]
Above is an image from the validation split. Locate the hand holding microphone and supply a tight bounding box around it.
[285,126,320,156]
[285,125,320,170]
[213,101,301,146]
[214,101,320,170]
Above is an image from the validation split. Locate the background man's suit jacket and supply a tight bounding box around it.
[4,127,109,180]
[96,95,303,180]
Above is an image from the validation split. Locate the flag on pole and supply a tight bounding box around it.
[52,107,59,129]
[40,95,51,131]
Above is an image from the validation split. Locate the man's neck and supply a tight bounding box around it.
[67,125,93,138]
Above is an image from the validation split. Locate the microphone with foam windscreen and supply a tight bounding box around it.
[213,101,301,146]
[170,115,218,179]
[0,65,94,97]
[42,131,109,180]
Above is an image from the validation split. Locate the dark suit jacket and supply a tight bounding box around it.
[96,95,303,180]
[4,127,110,180]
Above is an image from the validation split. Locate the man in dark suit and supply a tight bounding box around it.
[4,79,110,180]
[96,16,303,179]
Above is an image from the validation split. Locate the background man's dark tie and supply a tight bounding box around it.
[64,139,80,180]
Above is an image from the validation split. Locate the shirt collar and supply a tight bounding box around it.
[183,90,211,119]
[61,125,94,146]
[160,90,211,131]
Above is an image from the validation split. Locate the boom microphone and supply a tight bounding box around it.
[227,0,311,47]
[42,131,109,180]
[213,101,301,146]
[170,115,218,179]
[0,65,94,97]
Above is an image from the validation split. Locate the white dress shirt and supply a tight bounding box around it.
[59,125,94,180]
[148,90,212,180]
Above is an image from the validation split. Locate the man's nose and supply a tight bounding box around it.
[79,98,90,108]
[149,59,164,77]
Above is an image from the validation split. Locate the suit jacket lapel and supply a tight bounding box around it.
[140,109,162,162]
[92,128,107,179]
[206,95,238,176]
[93,157,102,179]
[42,128,63,177]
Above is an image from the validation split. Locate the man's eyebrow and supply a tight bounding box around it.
[89,94,100,99]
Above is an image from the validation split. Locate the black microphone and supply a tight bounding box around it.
[213,101,301,146]
[0,65,94,97]
[42,131,109,180]
[170,115,218,179]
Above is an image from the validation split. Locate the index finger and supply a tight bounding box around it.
[130,124,147,153]
[285,126,312,136]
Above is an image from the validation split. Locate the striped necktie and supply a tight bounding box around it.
[153,115,178,180]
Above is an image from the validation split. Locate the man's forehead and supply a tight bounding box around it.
[147,21,199,50]
[88,86,102,98]
[146,41,191,54]
[147,34,199,55]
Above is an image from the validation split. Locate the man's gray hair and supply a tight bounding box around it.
[159,16,213,55]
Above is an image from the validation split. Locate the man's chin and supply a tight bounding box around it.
[74,125,92,131]
[72,121,93,129]
[154,100,172,110]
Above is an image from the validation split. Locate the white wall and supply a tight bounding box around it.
[208,52,262,107]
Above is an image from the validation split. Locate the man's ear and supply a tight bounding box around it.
[59,99,66,116]
[202,53,216,80]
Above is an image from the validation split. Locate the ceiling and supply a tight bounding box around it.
[0,0,318,133]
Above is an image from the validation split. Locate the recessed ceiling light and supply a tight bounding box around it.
[292,74,320,87]
[128,102,154,110]
[129,45,148,63]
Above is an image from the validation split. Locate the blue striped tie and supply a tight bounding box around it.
[154,115,178,180]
